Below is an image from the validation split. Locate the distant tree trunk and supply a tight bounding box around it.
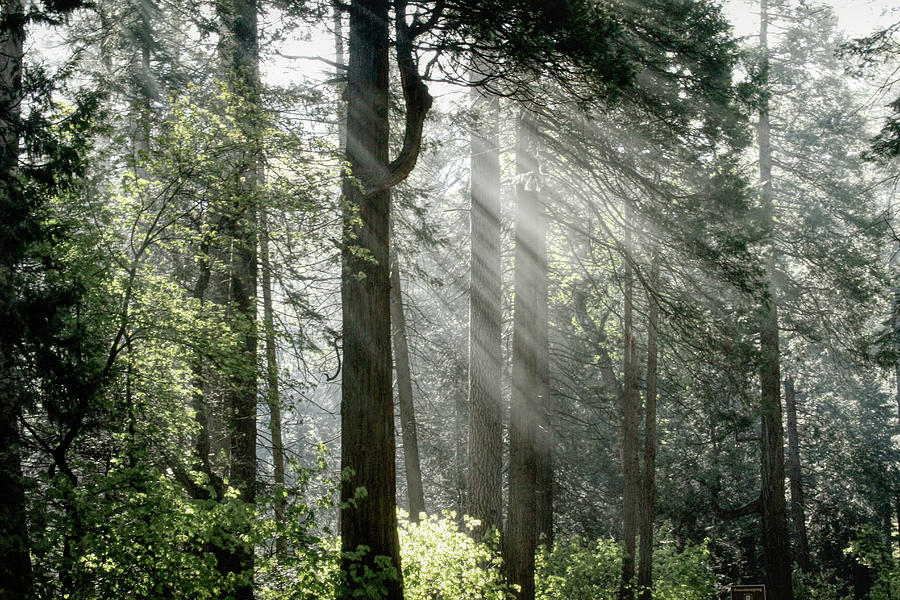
[261,205,286,556]
[784,376,810,572]
[757,2,793,597]
[892,264,900,551]
[534,139,552,551]
[333,3,346,150]
[191,231,214,477]
[390,251,427,522]
[505,106,542,600]
[0,2,32,597]
[131,0,153,174]
[456,383,468,525]
[637,251,660,600]
[896,354,900,551]
[466,80,503,539]
[619,201,641,600]
[218,0,261,597]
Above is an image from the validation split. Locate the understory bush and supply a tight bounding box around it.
[399,511,511,600]
[536,534,715,600]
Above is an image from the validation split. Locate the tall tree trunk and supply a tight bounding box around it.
[333,2,346,151]
[390,251,427,521]
[467,76,503,536]
[0,2,31,597]
[132,0,154,176]
[534,143,552,551]
[456,380,467,526]
[338,0,431,595]
[466,79,503,539]
[218,0,261,597]
[339,1,403,598]
[505,106,543,600]
[757,2,793,597]
[638,251,660,600]
[261,205,286,556]
[619,201,641,600]
[896,354,900,551]
[892,259,900,551]
[191,235,215,481]
[784,376,810,572]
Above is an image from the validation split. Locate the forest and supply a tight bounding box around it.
[3,0,900,599]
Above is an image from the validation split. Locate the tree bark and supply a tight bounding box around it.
[619,201,641,600]
[339,1,405,598]
[0,2,31,597]
[757,2,793,597]
[466,79,504,539]
[637,251,659,600]
[505,106,543,600]
[390,251,427,522]
[338,0,433,595]
[784,376,810,572]
[218,0,261,596]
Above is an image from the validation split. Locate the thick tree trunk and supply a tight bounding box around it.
[619,201,641,600]
[261,206,286,556]
[637,252,660,600]
[0,2,31,597]
[505,106,543,600]
[759,323,792,600]
[757,3,793,597]
[339,1,403,598]
[466,81,503,539]
[390,252,426,522]
[784,377,810,572]
[218,0,261,597]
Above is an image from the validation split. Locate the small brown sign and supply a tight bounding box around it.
[731,584,766,600]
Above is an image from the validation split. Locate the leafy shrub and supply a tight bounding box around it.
[792,569,852,600]
[535,536,621,600]
[535,534,715,600]
[399,511,511,600]
[653,539,715,600]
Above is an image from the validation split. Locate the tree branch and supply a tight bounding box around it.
[364,0,433,197]
[717,496,761,520]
